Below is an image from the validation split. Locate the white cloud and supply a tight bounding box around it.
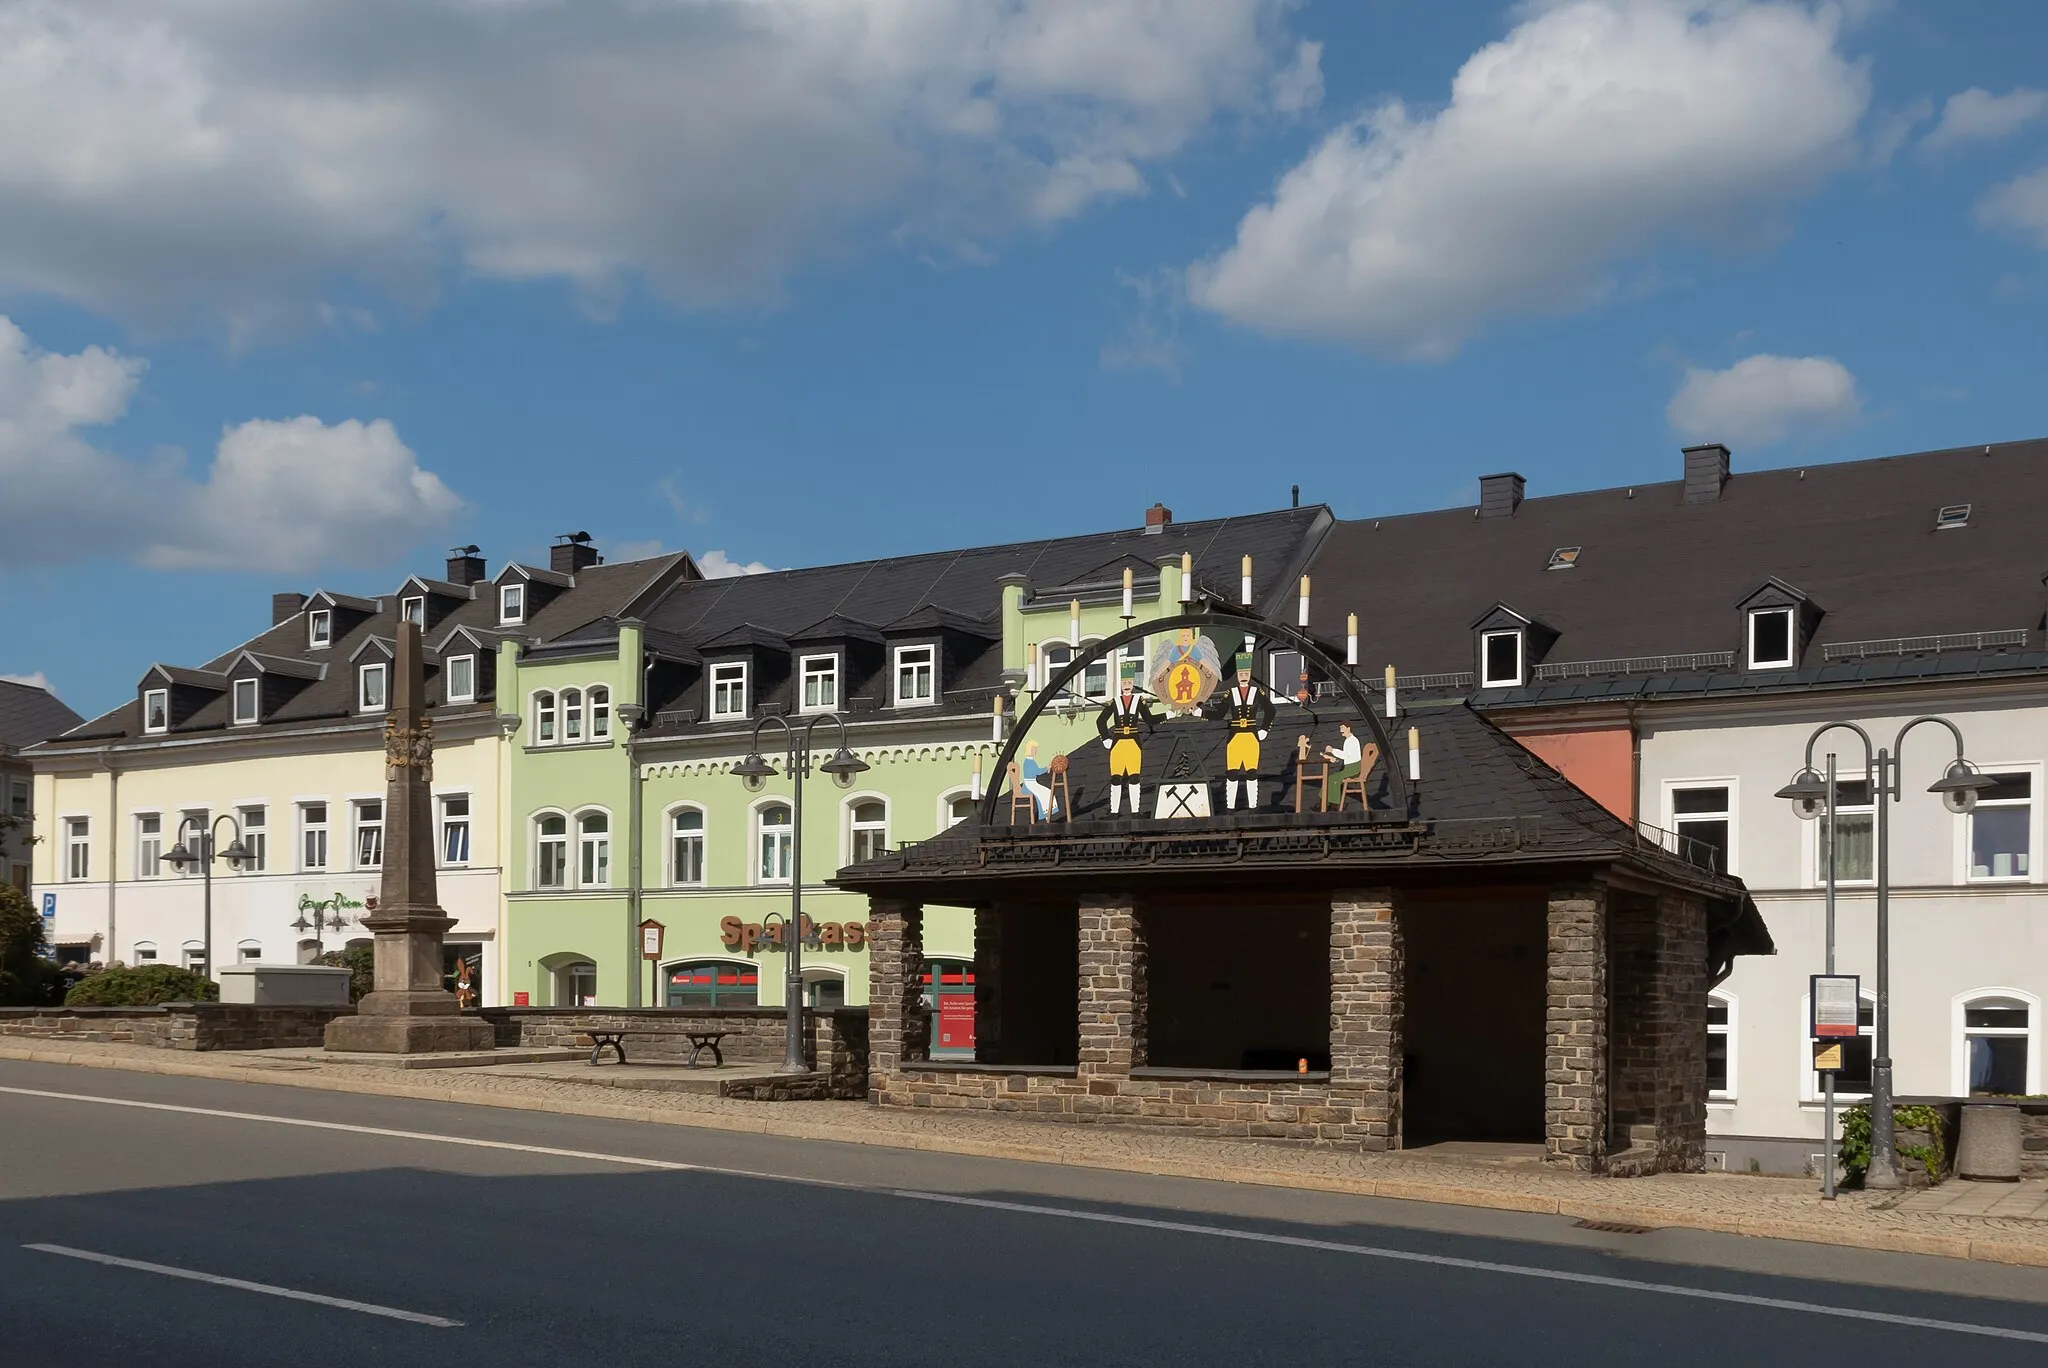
[1978,166,2048,249]
[0,672,54,694]
[606,539,669,564]
[1187,0,1870,358]
[1665,353,1860,446]
[0,0,1305,336]
[1922,87,2048,152]
[1271,40,1324,115]
[1100,268,1186,379]
[0,314,460,571]
[697,550,776,578]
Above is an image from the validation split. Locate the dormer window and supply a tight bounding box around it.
[1479,630,1524,689]
[308,610,332,649]
[143,688,169,734]
[232,677,259,725]
[446,655,476,703]
[894,645,936,707]
[1747,607,1795,670]
[710,662,748,720]
[500,583,525,625]
[359,663,388,712]
[800,654,839,712]
[400,596,425,627]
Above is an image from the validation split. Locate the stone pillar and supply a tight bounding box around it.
[866,898,925,1090]
[973,904,1002,1067]
[1077,893,1143,1077]
[1605,892,1659,1155]
[1330,888,1403,1150]
[1545,884,1608,1170]
[1655,890,1710,1172]
[1604,890,1710,1173]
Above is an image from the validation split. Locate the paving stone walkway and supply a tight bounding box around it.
[7,1037,2048,1268]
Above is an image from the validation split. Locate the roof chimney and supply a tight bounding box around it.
[1143,502,1173,535]
[1478,472,1525,519]
[550,531,602,575]
[271,592,307,626]
[1682,444,1731,504]
[446,545,487,586]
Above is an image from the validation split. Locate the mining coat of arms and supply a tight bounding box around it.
[1147,628,1221,716]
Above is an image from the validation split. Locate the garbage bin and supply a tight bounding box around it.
[1956,1102,2023,1181]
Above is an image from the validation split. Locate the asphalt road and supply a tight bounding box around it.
[4,1058,2048,1366]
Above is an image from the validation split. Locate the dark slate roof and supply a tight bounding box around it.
[0,679,84,751]
[639,506,1329,734]
[1306,437,2048,695]
[39,551,696,748]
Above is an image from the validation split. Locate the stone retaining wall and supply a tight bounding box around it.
[0,1004,353,1051]
[480,1007,871,1097]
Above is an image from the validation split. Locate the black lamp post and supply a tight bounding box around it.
[159,814,253,982]
[1777,717,1994,1188]
[732,713,868,1074]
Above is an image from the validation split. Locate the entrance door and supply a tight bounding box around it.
[1402,899,1546,1147]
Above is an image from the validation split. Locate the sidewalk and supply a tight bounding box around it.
[7,1037,2047,1268]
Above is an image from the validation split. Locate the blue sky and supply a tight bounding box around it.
[2,1,2045,717]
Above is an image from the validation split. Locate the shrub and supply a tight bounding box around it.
[1837,1103,1946,1187]
[0,883,61,1006]
[318,943,375,1002]
[64,964,219,1007]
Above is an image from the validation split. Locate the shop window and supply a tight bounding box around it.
[1963,996,2033,1096]
[670,808,705,886]
[1707,994,1735,1100]
[757,804,793,884]
[800,654,839,712]
[849,800,888,862]
[1670,785,1732,875]
[1815,779,1873,884]
[665,960,758,1007]
[536,814,568,888]
[1969,773,2032,881]
[578,812,610,887]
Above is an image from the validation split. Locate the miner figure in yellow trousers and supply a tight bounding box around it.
[1217,650,1275,810]
[1096,658,1159,816]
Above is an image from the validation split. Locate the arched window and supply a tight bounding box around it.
[1707,992,1735,1100]
[804,968,847,1010]
[664,959,759,1007]
[562,688,584,743]
[670,808,705,886]
[943,790,977,827]
[578,812,610,887]
[533,691,557,744]
[850,799,889,862]
[132,940,158,964]
[237,940,263,963]
[554,959,597,1007]
[535,814,568,888]
[757,804,793,884]
[590,686,611,740]
[1041,641,1110,703]
[183,941,208,975]
[1955,992,2038,1096]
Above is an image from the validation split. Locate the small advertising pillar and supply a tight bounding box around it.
[1811,972,1861,1199]
[640,918,666,1009]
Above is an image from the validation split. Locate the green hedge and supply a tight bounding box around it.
[64,964,219,1007]
[1837,1103,1946,1187]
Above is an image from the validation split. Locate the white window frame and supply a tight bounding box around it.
[562,688,584,743]
[1951,989,2041,1097]
[940,788,977,829]
[64,817,90,881]
[1663,778,1738,878]
[237,805,266,873]
[590,686,611,740]
[6,777,28,820]
[358,663,388,713]
[1707,991,1737,1103]
[668,805,706,887]
[799,654,839,713]
[308,610,332,649]
[1746,606,1796,670]
[400,595,425,627]
[577,810,611,888]
[446,655,476,703]
[135,812,163,880]
[299,803,329,872]
[238,940,263,963]
[755,801,794,886]
[231,677,259,726]
[1479,629,1524,689]
[532,690,557,745]
[132,940,158,964]
[174,810,208,877]
[893,644,937,708]
[142,688,169,734]
[353,800,384,870]
[534,811,569,889]
[1799,989,1875,1103]
[1963,764,2038,884]
[1808,777,1876,888]
[710,662,748,720]
[439,793,471,867]
[1041,640,1114,703]
[847,794,889,864]
[499,582,525,625]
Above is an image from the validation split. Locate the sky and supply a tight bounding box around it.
[2,0,2045,718]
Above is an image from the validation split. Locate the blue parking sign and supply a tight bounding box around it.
[40,892,56,956]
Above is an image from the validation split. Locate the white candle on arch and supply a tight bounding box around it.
[1122,567,1134,619]
[1408,727,1421,783]
[1240,556,1253,607]
[1346,613,1358,667]
[1298,575,1310,628]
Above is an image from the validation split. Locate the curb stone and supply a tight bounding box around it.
[5,1040,2045,1267]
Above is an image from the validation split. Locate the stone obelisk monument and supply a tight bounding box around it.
[325,621,495,1054]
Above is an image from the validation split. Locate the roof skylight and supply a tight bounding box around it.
[1935,504,1971,531]
[1546,546,1582,570]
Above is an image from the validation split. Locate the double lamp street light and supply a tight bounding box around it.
[731,712,870,1075]
[158,814,252,983]
[1776,716,1995,1190]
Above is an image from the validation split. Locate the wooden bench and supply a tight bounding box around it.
[584,1029,628,1065]
[685,1030,730,1068]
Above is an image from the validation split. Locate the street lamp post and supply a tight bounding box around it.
[159,814,253,983]
[731,713,869,1075]
[1777,716,1994,1188]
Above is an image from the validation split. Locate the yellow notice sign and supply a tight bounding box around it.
[1812,1041,1845,1073]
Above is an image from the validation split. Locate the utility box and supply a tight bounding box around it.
[217,964,352,1006]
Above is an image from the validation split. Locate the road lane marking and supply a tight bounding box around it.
[8,1082,2048,1345]
[25,1244,463,1327]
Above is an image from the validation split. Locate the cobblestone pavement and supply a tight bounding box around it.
[7,1037,2048,1267]
[1891,1178,2048,1221]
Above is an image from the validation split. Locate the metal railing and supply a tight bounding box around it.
[1821,629,2028,662]
[1633,820,1725,872]
[1533,651,1733,681]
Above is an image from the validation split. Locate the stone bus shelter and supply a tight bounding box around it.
[836,658,1771,1174]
